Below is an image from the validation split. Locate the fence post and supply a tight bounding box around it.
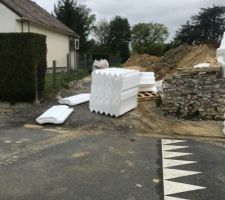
[53,60,56,89]
[84,54,87,70]
[67,54,70,72]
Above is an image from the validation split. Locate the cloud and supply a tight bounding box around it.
[34,0,225,38]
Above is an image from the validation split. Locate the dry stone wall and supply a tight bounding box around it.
[162,67,225,120]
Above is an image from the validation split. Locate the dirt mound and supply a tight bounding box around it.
[123,44,217,80]
[123,54,159,70]
[153,44,217,79]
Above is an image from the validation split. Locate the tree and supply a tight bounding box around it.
[94,19,110,46]
[131,23,169,56]
[54,0,96,52]
[175,5,225,44]
[108,16,131,62]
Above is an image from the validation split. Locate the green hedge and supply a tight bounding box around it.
[0,33,47,102]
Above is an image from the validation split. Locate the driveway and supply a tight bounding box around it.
[0,125,225,200]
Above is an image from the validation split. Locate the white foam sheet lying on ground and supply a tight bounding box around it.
[36,105,73,124]
[194,63,210,68]
[59,93,90,106]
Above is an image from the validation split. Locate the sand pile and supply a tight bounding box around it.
[124,44,218,80]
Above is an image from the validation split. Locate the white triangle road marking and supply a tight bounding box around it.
[162,151,192,159]
[164,180,206,195]
[162,139,187,145]
[162,145,189,151]
[165,196,189,200]
[163,159,197,168]
[164,168,202,180]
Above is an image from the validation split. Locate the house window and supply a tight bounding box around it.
[75,39,79,50]
[69,39,79,50]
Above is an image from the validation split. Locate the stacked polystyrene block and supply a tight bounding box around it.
[139,72,156,92]
[223,114,225,135]
[90,68,141,117]
[217,32,225,77]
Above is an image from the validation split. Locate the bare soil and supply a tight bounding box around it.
[1,76,223,139]
[123,44,219,80]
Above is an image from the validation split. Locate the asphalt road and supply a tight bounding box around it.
[0,127,224,200]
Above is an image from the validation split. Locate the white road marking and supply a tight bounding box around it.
[162,145,189,151]
[164,180,206,196]
[163,159,197,168]
[162,139,187,145]
[164,168,202,180]
[165,196,189,200]
[162,151,192,159]
[161,139,206,200]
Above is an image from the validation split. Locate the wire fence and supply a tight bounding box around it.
[48,53,121,90]
[77,53,122,72]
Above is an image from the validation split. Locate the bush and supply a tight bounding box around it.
[0,33,47,102]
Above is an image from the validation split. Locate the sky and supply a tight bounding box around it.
[33,0,225,39]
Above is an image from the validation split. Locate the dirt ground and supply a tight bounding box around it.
[0,76,224,139]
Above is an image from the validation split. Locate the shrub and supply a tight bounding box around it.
[0,33,47,102]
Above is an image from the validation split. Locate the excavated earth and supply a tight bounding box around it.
[123,44,219,79]
[0,76,224,139]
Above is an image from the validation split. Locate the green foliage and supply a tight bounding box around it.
[94,19,110,46]
[108,16,131,62]
[175,5,225,44]
[0,33,47,103]
[44,71,89,100]
[131,23,169,56]
[54,0,96,52]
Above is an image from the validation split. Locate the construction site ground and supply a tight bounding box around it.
[1,75,225,200]
[0,76,224,139]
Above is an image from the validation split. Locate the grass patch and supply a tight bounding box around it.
[111,63,122,68]
[44,70,89,100]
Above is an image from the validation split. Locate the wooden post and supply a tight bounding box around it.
[53,60,56,88]
[84,54,87,70]
[67,54,70,72]
[35,64,40,104]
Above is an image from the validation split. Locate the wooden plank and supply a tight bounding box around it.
[138,92,160,102]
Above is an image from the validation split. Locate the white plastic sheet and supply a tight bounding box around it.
[92,59,109,70]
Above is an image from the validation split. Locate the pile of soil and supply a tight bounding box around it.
[153,44,217,79]
[123,54,159,70]
[124,44,217,80]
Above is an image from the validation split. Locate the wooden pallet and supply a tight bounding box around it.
[138,92,159,102]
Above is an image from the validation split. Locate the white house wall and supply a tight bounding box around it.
[0,2,74,69]
[0,3,20,32]
[26,23,70,68]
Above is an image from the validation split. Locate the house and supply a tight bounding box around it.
[0,0,79,71]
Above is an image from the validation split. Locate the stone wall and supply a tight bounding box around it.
[162,67,225,120]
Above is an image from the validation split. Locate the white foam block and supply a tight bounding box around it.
[194,63,210,68]
[59,93,90,106]
[90,68,141,117]
[36,105,73,124]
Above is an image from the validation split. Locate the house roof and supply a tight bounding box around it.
[0,0,77,36]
